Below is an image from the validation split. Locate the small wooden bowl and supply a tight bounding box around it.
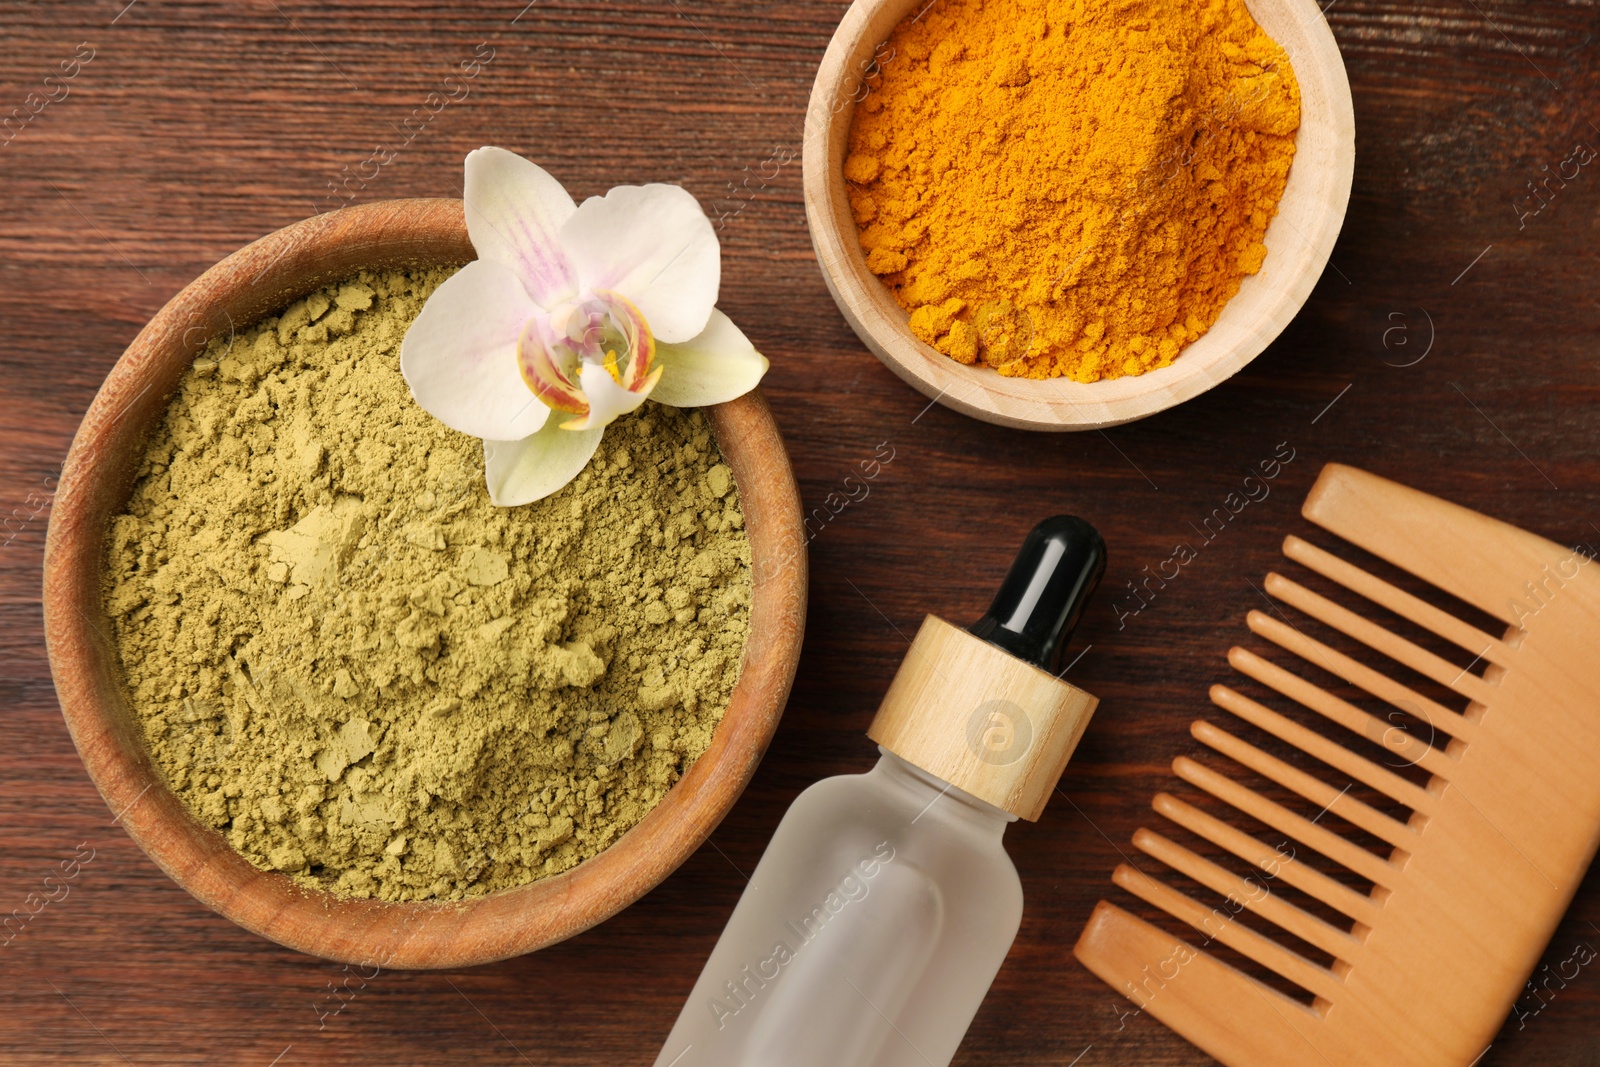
[803,0,1356,431]
[42,199,808,968]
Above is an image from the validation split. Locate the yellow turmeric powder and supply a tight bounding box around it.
[846,0,1301,381]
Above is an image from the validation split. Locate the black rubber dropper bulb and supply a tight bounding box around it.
[967,516,1106,673]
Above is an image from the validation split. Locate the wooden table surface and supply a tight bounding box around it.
[3,0,1599,1063]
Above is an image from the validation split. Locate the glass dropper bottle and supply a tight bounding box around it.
[655,515,1107,1067]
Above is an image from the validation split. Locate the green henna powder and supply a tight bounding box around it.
[104,268,752,901]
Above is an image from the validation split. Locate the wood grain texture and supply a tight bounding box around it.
[803,0,1357,432]
[1076,464,1600,1067]
[868,614,1098,821]
[1,0,1598,1063]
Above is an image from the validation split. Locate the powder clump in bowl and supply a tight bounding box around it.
[847,0,1302,382]
[105,269,753,902]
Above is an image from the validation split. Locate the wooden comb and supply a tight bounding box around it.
[1074,463,1600,1067]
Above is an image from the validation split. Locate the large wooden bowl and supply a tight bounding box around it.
[803,0,1356,431]
[42,198,807,969]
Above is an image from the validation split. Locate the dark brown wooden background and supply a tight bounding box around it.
[3,0,1599,1063]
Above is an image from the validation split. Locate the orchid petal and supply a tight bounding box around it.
[464,147,578,307]
[516,317,587,415]
[590,290,656,390]
[559,184,719,343]
[649,309,769,408]
[482,417,605,506]
[401,259,551,441]
[562,361,659,432]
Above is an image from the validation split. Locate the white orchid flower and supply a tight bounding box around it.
[401,147,769,506]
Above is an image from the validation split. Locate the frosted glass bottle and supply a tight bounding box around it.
[656,516,1106,1067]
[655,750,1019,1067]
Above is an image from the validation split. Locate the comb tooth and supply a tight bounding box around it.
[1301,463,1546,625]
[1074,902,1329,1067]
[1112,862,1344,1003]
[1153,793,1382,927]
[1192,721,1418,851]
[1248,610,1476,744]
[1265,572,1496,708]
[1210,684,1436,816]
[1132,828,1363,964]
[1282,535,1512,667]
[1173,756,1399,888]
[1229,647,1455,780]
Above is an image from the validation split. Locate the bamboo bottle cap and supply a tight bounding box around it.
[868,615,1098,821]
[867,515,1106,822]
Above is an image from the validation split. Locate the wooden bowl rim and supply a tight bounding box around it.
[41,197,808,969]
[801,0,1357,431]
